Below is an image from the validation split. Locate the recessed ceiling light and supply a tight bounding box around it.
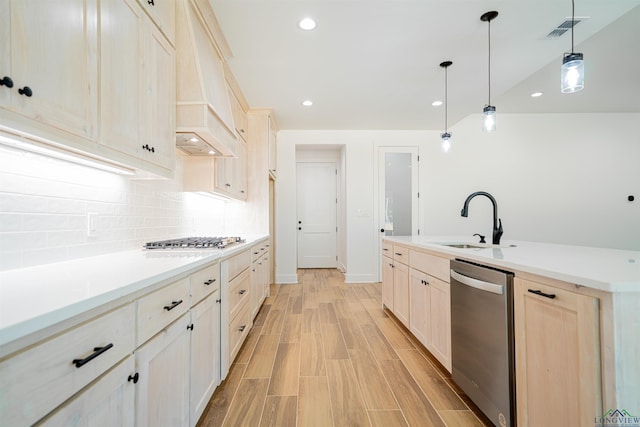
[432,101,443,107]
[531,92,543,98]
[302,100,313,107]
[189,137,199,142]
[299,18,316,30]
[208,150,216,155]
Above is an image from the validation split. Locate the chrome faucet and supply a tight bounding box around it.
[461,191,503,245]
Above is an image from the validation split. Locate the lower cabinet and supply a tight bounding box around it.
[189,290,221,425]
[135,313,191,427]
[381,254,394,310]
[250,243,270,319]
[393,261,410,327]
[38,356,136,427]
[409,267,452,372]
[514,277,601,427]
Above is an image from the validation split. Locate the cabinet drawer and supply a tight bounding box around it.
[393,245,409,263]
[0,304,135,427]
[381,241,393,257]
[251,244,268,262]
[226,249,251,281]
[410,250,450,282]
[137,277,190,346]
[228,268,251,321]
[228,299,250,363]
[191,263,220,305]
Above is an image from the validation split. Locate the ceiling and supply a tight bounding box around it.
[210,0,640,131]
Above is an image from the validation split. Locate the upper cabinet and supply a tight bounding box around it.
[100,0,176,174]
[0,0,176,178]
[136,0,175,45]
[0,0,98,143]
[229,87,248,143]
[175,0,237,157]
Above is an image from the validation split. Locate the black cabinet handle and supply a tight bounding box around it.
[0,76,13,88]
[204,279,216,285]
[163,300,183,311]
[187,324,194,331]
[225,183,231,187]
[216,299,221,303]
[72,343,113,368]
[238,325,246,332]
[128,373,139,384]
[18,86,33,97]
[148,0,154,5]
[527,289,556,299]
[239,289,247,295]
[395,252,403,256]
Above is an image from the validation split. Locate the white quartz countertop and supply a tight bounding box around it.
[0,236,268,349]
[383,236,640,293]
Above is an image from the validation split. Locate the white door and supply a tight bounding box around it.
[297,162,337,268]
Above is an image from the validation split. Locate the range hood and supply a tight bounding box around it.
[175,0,237,157]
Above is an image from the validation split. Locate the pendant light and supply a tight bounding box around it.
[440,61,453,152]
[561,0,584,93]
[481,11,498,133]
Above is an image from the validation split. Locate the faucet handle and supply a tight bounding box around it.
[473,233,486,243]
[493,218,504,245]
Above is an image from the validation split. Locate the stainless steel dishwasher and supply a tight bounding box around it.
[450,259,515,427]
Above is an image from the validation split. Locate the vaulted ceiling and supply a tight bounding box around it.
[210,1,640,130]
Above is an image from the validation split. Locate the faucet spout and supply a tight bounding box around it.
[460,191,503,245]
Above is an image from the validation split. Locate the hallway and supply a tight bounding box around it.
[198,269,491,426]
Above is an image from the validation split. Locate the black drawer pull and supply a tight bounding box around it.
[128,373,139,384]
[18,86,33,97]
[204,279,216,285]
[527,289,556,299]
[187,324,194,331]
[238,325,246,332]
[395,252,403,256]
[148,0,154,5]
[239,289,247,295]
[0,76,13,88]
[163,300,183,311]
[72,343,113,368]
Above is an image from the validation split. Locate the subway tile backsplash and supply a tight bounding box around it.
[0,146,230,271]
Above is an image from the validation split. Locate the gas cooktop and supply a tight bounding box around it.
[143,237,244,250]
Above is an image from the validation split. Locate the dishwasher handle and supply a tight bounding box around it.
[450,269,504,295]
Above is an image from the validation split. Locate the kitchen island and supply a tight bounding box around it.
[382,236,640,427]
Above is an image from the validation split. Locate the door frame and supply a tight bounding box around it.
[373,146,421,281]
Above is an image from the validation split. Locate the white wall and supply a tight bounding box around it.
[275,113,640,284]
[0,147,250,271]
[420,113,640,250]
[276,130,431,283]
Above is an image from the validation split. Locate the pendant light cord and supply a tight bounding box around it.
[571,0,575,53]
[487,19,492,105]
[444,67,448,131]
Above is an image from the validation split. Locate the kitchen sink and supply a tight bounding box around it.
[437,243,517,249]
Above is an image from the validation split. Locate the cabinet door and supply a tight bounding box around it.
[428,276,451,372]
[234,141,248,199]
[135,313,190,427]
[409,268,428,346]
[136,0,174,44]
[268,115,277,175]
[393,261,409,327]
[38,356,135,427]
[381,256,394,310]
[250,260,261,319]
[3,0,98,140]
[142,22,175,170]
[189,291,221,426]
[514,278,601,427]
[100,0,144,158]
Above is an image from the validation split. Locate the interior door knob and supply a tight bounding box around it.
[380,228,385,233]
[0,76,13,88]
[298,227,302,230]
[18,86,33,97]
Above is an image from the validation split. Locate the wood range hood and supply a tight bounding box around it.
[175,0,237,157]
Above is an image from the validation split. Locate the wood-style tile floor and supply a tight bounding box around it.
[198,269,493,427]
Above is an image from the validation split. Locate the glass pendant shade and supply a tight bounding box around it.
[482,105,496,132]
[561,52,584,93]
[441,132,451,152]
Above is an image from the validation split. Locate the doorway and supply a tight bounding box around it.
[296,161,337,268]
